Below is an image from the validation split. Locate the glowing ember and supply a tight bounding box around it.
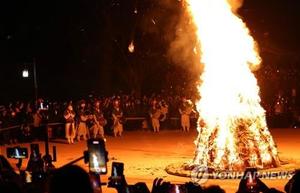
[128,41,135,53]
[185,0,281,170]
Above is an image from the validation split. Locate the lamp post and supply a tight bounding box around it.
[22,58,38,102]
[22,59,54,168]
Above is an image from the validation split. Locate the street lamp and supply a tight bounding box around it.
[22,69,29,78]
[22,59,54,166]
[22,59,38,102]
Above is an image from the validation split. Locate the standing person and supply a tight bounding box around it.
[149,100,161,132]
[22,104,33,140]
[64,104,76,144]
[0,109,11,144]
[32,109,43,140]
[91,100,106,138]
[159,100,169,122]
[179,99,195,132]
[159,100,169,129]
[112,99,124,137]
[77,101,89,141]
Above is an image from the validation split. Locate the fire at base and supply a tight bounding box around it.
[185,0,281,171]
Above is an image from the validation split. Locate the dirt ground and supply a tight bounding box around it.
[1,128,300,193]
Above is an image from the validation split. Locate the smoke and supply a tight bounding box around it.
[167,7,202,75]
[167,0,244,73]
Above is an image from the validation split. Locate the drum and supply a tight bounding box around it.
[118,117,126,124]
[99,117,107,126]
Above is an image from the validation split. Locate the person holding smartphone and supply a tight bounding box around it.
[49,165,93,193]
[236,168,283,193]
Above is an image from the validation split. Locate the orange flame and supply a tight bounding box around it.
[186,0,280,170]
[128,41,135,53]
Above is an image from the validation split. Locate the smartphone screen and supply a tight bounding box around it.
[111,162,124,177]
[245,168,258,193]
[25,171,32,183]
[168,184,186,193]
[87,139,107,174]
[110,162,124,186]
[7,147,28,159]
[38,102,49,111]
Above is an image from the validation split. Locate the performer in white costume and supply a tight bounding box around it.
[149,100,161,132]
[112,100,124,137]
[64,104,76,144]
[179,99,195,132]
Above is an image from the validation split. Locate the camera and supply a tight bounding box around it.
[6,147,28,159]
[87,138,108,174]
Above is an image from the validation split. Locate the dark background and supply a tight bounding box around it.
[0,0,299,102]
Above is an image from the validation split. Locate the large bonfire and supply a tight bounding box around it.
[186,0,280,171]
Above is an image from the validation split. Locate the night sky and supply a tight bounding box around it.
[0,0,299,102]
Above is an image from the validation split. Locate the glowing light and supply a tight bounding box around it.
[151,19,156,25]
[22,69,29,78]
[193,47,197,54]
[185,0,280,170]
[92,153,100,172]
[128,41,135,53]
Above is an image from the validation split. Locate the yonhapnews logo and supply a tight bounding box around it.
[191,166,294,184]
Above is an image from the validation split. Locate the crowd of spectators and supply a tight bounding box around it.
[0,93,186,126]
[0,92,192,144]
[0,92,300,193]
[0,153,299,193]
[0,89,299,144]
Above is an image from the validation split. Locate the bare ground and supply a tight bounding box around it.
[1,128,299,193]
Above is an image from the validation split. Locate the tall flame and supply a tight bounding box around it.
[186,0,280,170]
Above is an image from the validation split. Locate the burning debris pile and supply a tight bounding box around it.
[185,0,280,171]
